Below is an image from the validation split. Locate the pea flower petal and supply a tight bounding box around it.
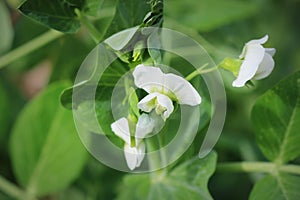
[111,117,131,145]
[138,92,174,121]
[124,142,145,170]
[233,35,276,87]
[135,113,155,145]
[111,115,154,170]
[133,65,201,120]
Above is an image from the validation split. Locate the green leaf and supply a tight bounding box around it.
[60,82,97,110]
[60,82,117,136]
[165,0,258,32]
[250,173,300,200]
[128,87,140,118]
[147,30,162,65]
[19,0,84,33]
[251,71,300,164]
[117,152,217,200]
[83,0,104,16]
[93,85,118,136]
[0,1,14,54]
[10,82,87,196]
[104,0,151,38]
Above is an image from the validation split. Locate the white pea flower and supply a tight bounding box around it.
[133,64,201,121]
[233,35,276,87]
[111,114,154,170]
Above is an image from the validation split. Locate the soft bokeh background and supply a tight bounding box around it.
[0,0,300,199]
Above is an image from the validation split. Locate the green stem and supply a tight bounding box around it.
[217,162,300,176]
[279,165,300,175]
[157,133,167,176]
[75,9,102,43]
[0,175,36,200]
[185,63,219,81]
[198,65,219,74]
[146,137,167,182]
[0,30,63,69]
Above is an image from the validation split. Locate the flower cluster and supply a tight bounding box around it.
[110,35,276,170]
[111,65,201,170]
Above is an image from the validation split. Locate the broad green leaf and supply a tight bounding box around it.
[250,173,300,200]
[104,0,151,38]
[60,82,117,136]
[165,0,258,32]
[251,71,300,164]
[72,157,124,199]
[116,174,150,200]
[117,152,217,200]
[60,82,97,110]
[19,0,82,33]
[10,82,87,196]
[0,1,14,54]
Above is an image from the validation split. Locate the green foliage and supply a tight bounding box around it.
[128,87,140,119]
[83,0,104,16]
[147,31,162,65]
[250,173,300,200]
[117,152,217,200]
[18,0,103,33]
[165,0,258,32]
[250,71,300,200]
[9,82,87,196]
[60,82,116,136]
[252,71,300,164]
[104,0,151,37]
[19,0,82,33]
[0,1,13,54]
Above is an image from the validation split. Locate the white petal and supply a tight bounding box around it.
[135,114,155,145]
[239,35,269,59]
[137,93,158,112]
[123,143,145,170]
[233,44,265,87]
[138,93,174,121]
[265,48,276,57]
[135,142,146,167]
[133,65,201,106]
[253,53,275,80]
[239,46,247,59]
[247,35,269,45]
[124,143,138,170]
[133,65,165,93]
[155,93,174,120]
[165,73,201,106]
[111,118,131,145]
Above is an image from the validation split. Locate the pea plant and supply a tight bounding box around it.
[0,0,300,199]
